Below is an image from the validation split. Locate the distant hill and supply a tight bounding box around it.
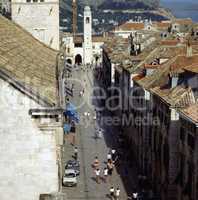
[60,0,160,11]
[59,0,164,33]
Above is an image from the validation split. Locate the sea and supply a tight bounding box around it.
[160,0,198,22]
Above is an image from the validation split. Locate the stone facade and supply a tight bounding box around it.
[0,78,59,200]
[11,0,59,50]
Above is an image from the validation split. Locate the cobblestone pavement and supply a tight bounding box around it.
[62,67,138,200]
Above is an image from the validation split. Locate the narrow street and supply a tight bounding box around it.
[62,66,138,200]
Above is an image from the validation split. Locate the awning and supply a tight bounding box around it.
[64,102,80,123]
[63,124,71,133]
[64,102,77,116]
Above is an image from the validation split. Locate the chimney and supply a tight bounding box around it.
[186,39,192,57]
[171,74,179,88]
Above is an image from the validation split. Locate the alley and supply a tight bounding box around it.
[62,66,138,200]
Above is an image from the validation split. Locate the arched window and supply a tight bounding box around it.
[86,17,90,24]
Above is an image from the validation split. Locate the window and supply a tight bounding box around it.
[40,0,44,2]
[26,0,31,2]
[33,0,38,2]
[86,17,90,24]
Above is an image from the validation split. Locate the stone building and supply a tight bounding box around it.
[135,42,198,199]
[61,6,104,66]
[0,15,63,200]
[11,0,60,50]
[178,104,198,200]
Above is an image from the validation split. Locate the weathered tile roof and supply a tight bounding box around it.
[183,63,198,73]
[180,103,198,124]
[103,35,159,73]
[137,57,177,89]
[174,18,193,25]
[170,55,198,73]
[0,15,58,106]
[137,45,186,69]
[153,21,171,29]
[151,86,195,108]
[115,22,145,31]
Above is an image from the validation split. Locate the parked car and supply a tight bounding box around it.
[65,160,80,176]
[63,169,77,187]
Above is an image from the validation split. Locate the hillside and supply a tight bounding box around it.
[59,0,166,33]
[60,0,160,11]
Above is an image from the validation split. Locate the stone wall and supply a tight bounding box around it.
[0,79,59,200]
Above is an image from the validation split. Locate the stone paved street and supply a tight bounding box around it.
[62,66,138,200]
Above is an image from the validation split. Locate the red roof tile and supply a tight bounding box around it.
[181,104,198,123]
[116,22,145,31]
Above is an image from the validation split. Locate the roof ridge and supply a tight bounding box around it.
[0,15,58,53]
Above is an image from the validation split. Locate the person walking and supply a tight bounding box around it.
[115,187,120,200]
[92,156,100,169]
[95,168,101,184]
[132,189,138,200]
[103,167,108,183]
[74,147,78,160]
[107,152,112,162]
[107,160,114,176]
[110,186,115,200]
[111,149,117,162]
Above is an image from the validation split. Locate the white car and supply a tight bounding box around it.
[63,169,77,187]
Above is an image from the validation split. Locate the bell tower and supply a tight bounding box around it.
[83,6,92,65]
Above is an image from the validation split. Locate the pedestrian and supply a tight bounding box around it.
[110,186,115,200]
[103,167,108,183]
[87,112,90,119]
[132,189,138,199]
[74,147,78,160]
[95,168,100,184]
[107,152,112,162]
[79,90,83,97]
[70,122,76,146]
[107,160,114,176]
[97,129,102,139]
[92,156,99,169]
[111,149,117,162]
[115,187,120,200]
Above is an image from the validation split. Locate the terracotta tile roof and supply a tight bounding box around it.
[154,21,171,29]
[151,86,195,107]
[92,36,105,42]
[161,40,180,46]
[144,63,161,69]
[139,46,186,68]
[115,22,145,31]
[174,18,193,25]
[137,56,178,89]
[180,103,198,124]
[0,15,58,105]
[183,63,198,73]
[132,74,145,81]
[170,55,198,73]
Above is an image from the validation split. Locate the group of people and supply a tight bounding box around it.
[92,148,118,184]
[110,186,120,200]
